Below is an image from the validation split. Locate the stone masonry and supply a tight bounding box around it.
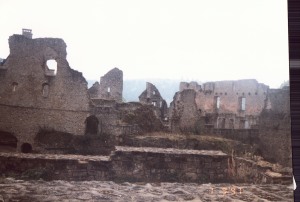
[139,82,168,120]
[0,33,90,152]
[170,79,269,132]
[89,68,123,102]
[169,80,291,166]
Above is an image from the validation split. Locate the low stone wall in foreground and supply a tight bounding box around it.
[0,147,292,184]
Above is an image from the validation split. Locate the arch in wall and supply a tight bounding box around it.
[0,131,18,152]
[42,83,49,97]
[21,143,32,153]
[85,115,99,135]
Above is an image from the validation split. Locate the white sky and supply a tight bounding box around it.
[0,0,289,88]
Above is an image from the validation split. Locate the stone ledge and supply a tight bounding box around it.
[115,146,228,156]
[0,152,110,162]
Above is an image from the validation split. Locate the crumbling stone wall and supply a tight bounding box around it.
[196,79,268,129]
[88,98,119,135]
[90,68,123,102]
[120,104,164,133]
[170,79,269,132]
[258,88,292,167]
[88,81,100,98]
[0,34,90,151]
[170,80,291,167]
[0,147,291,184]
[169,89,201,133]
[0,153,111,181]
[0,147,230,183]
[139,82,168,120]
[111,146,229,183]
[179,81,201,92]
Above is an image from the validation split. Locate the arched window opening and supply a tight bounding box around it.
[85,115,99,135]
[21,143,32,153]
[42,83,49,97]
[46,59,57,76]
[12,82,18,92]
[107,87,111,93]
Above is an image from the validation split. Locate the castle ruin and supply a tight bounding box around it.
[0,30,292,169]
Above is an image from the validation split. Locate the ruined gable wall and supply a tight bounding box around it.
[98,68,123,102]
[139,82,168,120]
[139,82,164,106]
[0,35,90,148]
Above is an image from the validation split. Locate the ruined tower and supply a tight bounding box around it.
[97,68,123,102]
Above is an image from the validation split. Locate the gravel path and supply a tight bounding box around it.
[0,178,294,202]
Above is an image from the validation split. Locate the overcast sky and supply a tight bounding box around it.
[0,0,289,88]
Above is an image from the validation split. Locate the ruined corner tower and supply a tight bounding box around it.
[89,68,123,102]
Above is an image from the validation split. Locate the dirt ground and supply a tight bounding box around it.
[0,178,294,202]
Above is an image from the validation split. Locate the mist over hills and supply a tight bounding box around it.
[87,79,194,105]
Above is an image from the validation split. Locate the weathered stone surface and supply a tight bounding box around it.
[139,82,169,122]
[0,34,90,150]
[258,88,292,167]
[170,79,269,132]
[0,178,294,202]
[89,67,123,102]
[169,80,291,167]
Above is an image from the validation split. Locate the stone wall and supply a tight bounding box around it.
[258,88,292,167]
[169,89,201,133]
[97,68,123,102]
[179,81,201,92]
[0,105,88,146]
[0,147,230,183]
[0,35,89,110]
[199,79,268,116]
[111,146,229,183]
[169,80,269,132]
[0,147,292,184]
[0,153,111,181]
[0,34,90,150]
[139,82,168,120]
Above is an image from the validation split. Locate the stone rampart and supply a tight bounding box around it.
[111,146,229,183]
[0,146,291,184]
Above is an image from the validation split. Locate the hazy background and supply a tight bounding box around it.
[0,0,289,103]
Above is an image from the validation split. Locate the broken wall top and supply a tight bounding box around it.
[98,67,123,102]
[9,34,67,59]
[0,34,90,111]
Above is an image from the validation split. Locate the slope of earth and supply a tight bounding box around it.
[119,132,258,157]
